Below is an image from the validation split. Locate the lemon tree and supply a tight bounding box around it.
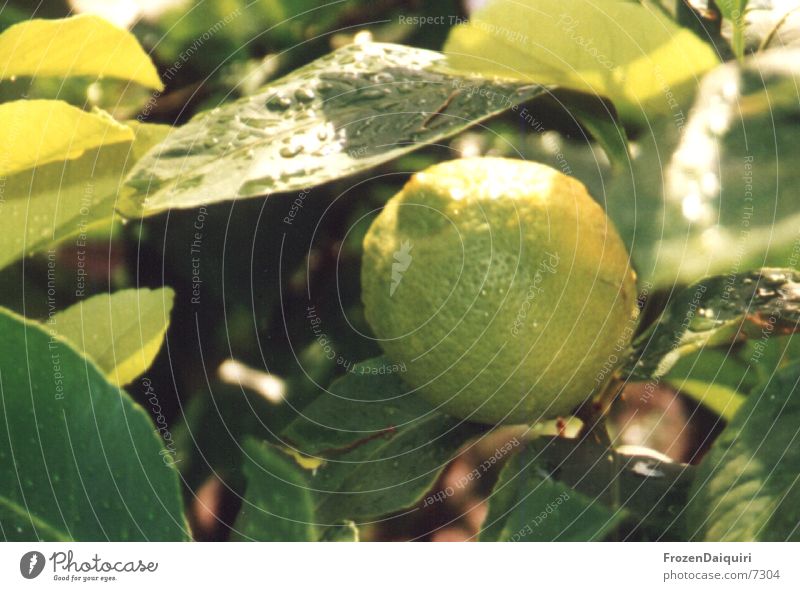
[4,0,800,546]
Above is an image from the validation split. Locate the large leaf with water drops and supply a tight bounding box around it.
[688,362,800,541]
[0,121,168,271]
[232,439,317,542]
[0,100,133,177]
[443,0,718,122]
[0,309,188,541]
[118,42,545,217]
[50,288,174,387]
[622,268,800,382]
[281,357,484,525]
[608,49,800,288]
[0,15,162,90]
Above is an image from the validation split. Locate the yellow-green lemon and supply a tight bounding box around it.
[361,158,638,425]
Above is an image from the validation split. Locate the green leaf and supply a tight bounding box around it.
[481,443,623,541]
[717,0,749,57]
[556,91,630,170]
[609,49,800,288]
[50,288,174,387]
[0,15,162,90]
[0,100,133,177]
[495,437,696,541]
[282,357,484,524]
[0,120,169,271]
[443,0,719,122]
[665,349,752,419]
[118,42,544,217]
[688,362,800,540]
[623,268,800,382]
[0,308,188,541]
[232,439,317,542]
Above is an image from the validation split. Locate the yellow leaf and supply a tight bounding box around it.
[0,120,169,270]
[0,99,134,176]
[50,288,175,387]
[0,14,163,90]
[444,0,720,121]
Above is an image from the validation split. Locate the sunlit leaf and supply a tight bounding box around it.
[0,15,162,90]
[118,42,544,217]
[688,362,800,540]
[232,439,317,542]
[0,308,188,541]
[50,288,174,387]
[0,120,168,270]
[0,100,133,177]
[443,0,719,121]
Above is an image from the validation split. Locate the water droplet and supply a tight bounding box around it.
[294,87,316,103]
[757,287,776,298]
[372,72,395,84]
[764,271,787,285]
[266,94,293,111]
[356,88,388,100]
[279,145,304,158]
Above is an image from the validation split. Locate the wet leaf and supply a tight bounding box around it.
[0,121,168,271]
[688,362,800,540]
[50,288,174,387]
[622,268,800,382]
[0,100,133,177]
[282,357,484,524]
[232,439,317,542]
[481,443,623,541]
[0,15,162,89]
[501,437,695,541]
[0,309,188,541]
[443,0,718,122]
[119,42,544,217]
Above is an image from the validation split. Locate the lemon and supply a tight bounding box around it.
[361,157,638,425]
